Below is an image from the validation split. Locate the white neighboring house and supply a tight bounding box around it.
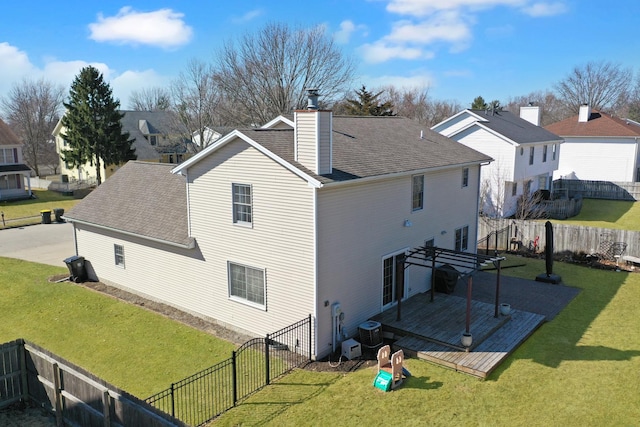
[432,107,563,218]
[64,95,492,359]
[191,126,233,149]
[0,118,32,200]
[546,104,640,182]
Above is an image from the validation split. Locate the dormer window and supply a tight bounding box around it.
[149,135,158,146]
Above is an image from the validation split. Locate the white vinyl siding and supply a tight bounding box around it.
[555,137,637,182]
[315,165,480,357]
[294,111,332,174]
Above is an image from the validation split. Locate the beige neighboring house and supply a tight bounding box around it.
[0,118,32,200]
[53,110,192,184]
[64,94,492,359]
[432,106,563,217]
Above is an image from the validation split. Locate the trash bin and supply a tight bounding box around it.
[40,209,52,224]
[64,255,87,283]
[434,264,459,294]
[53,208,65,223]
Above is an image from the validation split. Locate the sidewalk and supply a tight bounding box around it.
[0,223,75,268]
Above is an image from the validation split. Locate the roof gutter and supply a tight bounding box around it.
[65,217,196,250]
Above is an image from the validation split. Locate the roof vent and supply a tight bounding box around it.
[307,88,319,110]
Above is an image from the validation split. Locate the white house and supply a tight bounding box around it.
[65,95,492,359]
[546,104,640,182]
[0,118,32,200]
[432,107,563,217]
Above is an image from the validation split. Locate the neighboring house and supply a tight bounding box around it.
[53,110,192,183]
[0,118,32,200]
[545,105,640,182]
[432,107,563,217]
[65,95,491,359]
[191,126,234,149]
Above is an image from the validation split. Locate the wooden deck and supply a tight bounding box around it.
[371,293,545,379]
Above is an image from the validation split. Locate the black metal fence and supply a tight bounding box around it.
[477,223,512,255]
[145,315,313,426]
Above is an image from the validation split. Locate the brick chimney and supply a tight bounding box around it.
[578,104,591,122]
[294,89,332,175]
[520,104,541,126]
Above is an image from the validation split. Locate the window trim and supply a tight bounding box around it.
[411,174,424,211]
[228,261,266,309]
[529,146,535,165]
[114,244,125,268]
[461,167,469,188]
[512,182,518,197]
[542,145,548,163]
[232,183,253,226]
[455,226,469,252]
[552,144,557,161]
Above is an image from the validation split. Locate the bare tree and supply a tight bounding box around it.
[554,61,633,114]
[504,90,571,126]
[377,85,461,127]
[1,78,65,176]
[213,22,355,126]
[171,59,220,150]
[128,87,171,111]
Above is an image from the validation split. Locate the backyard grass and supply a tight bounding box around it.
[0,190,80,228]
[214,257,640,426]
[550,198,640,230]
[0,257,235,398]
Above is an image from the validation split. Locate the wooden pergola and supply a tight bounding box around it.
[394,246,506,334]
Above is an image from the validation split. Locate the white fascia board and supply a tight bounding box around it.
[171,129,323,188]
[261,115,295,129]
[431,109,488,131]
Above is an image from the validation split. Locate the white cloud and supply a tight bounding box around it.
[387,12,471,46]
[521,2,568,17]
[385,0,525,16]
[112,69,170,107]
[360,41,433,63]
[89,7,193,49]
[231,8,264,23]
[334,20,368,44]
[360,73,435,90]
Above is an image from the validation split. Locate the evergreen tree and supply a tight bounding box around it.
[344,85,395,116]
[61,66,135,184]
[471,96,488,110]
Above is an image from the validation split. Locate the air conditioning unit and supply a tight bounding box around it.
[341,338,362,360]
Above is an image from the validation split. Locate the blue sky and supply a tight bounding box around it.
[1,1,638,110]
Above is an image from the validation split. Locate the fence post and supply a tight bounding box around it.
[102,390,111,427]
[53,363,63,427]
[308,314,312,361]
[232,351,237,406]
[265,334,271,386]
[170,383,175,419]
[19,340,28,403]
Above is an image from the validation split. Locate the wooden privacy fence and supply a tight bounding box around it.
[478,218,640,259]
[553,179,640,201]
[0,339,179,427]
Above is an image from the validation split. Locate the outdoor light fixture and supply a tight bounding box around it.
[440,230,447,235]
[404,220,412,227]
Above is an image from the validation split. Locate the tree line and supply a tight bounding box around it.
[2,21,640,178]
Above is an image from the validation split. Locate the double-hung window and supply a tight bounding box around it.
[232,183,252,225]
[114,244,125,267]
[542,145,548,162]
[462,168,469,187]
[455,226,469,252]
[529,147,535,165]
[228,262,265,307]
[412,175,424,211]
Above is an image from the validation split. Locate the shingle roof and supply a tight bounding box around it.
[120,111,190,160]
[247,115,492,183]
[544,111,640,137]
[0,119,22,146]
[467,109,561,144]
[69,114,491,241]
[65,161,192,247]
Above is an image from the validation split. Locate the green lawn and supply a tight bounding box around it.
[0,257,235,398]
[550,199,640,230]
[214,258,640,426]
[0,190,79,228]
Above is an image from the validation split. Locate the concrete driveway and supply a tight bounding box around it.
[0,222,76,268]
